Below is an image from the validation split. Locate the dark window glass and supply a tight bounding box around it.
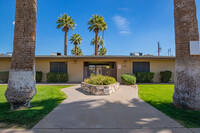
[133,62,150,74]
[50,62,67,73]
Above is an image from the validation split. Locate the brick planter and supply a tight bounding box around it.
[81,82,120,95]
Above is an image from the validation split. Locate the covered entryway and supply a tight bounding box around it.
[83,62,117,80]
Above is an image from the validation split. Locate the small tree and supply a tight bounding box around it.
[91,36,107,55]
[91,36,104,49]
[71,46,83,56]
[69,33,82,56]
[99,47,107,56]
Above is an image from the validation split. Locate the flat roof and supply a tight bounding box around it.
[0,55,175,60]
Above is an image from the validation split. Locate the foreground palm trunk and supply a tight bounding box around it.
[173,0,200,110]
[5,0,37,110]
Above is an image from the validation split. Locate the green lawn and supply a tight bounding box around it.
[138,84,200,128]
[0,85,71,129]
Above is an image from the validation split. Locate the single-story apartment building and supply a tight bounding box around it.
[0,55,175,83]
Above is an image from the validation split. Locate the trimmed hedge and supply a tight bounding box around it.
[0,71,9,83]
[121,74,136,85]
[46,72,68,83]
[136,72,155,83]
[36,71,43,83]
[0,71,43,83]
[160,70,172,83]
[85,75,116,85]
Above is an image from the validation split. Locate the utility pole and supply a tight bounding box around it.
[168,48,172,56]
[158,42,161,56]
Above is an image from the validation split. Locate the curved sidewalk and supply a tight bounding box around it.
[31,85,192,133]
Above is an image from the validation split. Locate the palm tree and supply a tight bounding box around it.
[91,36,104,50]
[69,33,83,56]
[88,15,107,56]
[173,0,200,110]
[57,14,76,55]
[71,46,83,56]
[5,0,37,110]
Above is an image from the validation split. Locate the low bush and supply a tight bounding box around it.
[36,71,43,83]
[85,75,116,85]
[46,72,68,83]
[121,74,136,85]
[0,71,9,83]
[160,70,172,83]
[136,72,155,83]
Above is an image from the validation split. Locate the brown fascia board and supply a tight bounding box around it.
[0,55,176,60]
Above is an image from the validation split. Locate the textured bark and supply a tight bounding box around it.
[64,31,67,55]
[63,27,69,56]
[173,0,200,110]
[75,44,77,56]
[5,0,37,110]
[95,31,99,56]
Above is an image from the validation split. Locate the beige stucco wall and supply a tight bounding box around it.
[0,59,11,71]
[67,59,83,82]
[0,58,175,83]
[115,59,175,83]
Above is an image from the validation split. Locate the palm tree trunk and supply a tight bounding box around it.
[64,31,67,55]
[5,0,37,110]
[95,32,99,56]
[173,0,200,110]
[75,44,77,56]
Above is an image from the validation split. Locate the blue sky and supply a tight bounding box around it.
[0,0,200,56]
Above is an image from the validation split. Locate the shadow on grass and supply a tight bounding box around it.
[144,100,200,128]
[0,98,65,129]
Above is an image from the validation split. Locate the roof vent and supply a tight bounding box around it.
[130,52,143,56]
[51,52,62,56]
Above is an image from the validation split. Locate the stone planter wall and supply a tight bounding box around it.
[81,82,120,95]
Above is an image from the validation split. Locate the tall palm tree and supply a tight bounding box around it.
[5,0,37,110]
[88,15,107,56]
[57,14,76,55]
[173,0,200,110]
[91,36,104,50]
[69,33,83,56]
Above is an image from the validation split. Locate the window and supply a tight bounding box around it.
[50,62,67,73]
[133,62,150,74]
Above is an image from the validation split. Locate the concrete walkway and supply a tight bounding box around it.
[32,85,193,133]
[0,85,197,133]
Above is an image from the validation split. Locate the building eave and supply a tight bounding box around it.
[0,55,176,60]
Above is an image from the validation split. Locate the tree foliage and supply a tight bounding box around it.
[71,46,83,55]
[57,14,76,31]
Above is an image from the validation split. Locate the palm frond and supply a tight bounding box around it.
[56,13,76,31]
[88,14,107,32]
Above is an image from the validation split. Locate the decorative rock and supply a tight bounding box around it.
[81,82,120,95]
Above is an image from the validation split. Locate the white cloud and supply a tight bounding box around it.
[112,15,131,35]
[12,21,15,25]
[118,8,129,11]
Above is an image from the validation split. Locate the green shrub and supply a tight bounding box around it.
[0,71,9,83]
[85,75,116,85]
[46,72,68,83]
[36,71,43,83]
[121,74,136,85]
[160,70,172,83]
[136,72,155,83]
